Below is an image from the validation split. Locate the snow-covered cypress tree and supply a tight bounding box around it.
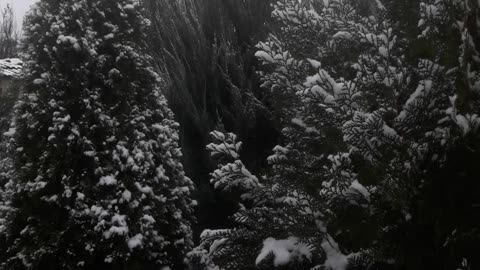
[189,0,480,269]
[188,2,368,269]
[0,0,195,269]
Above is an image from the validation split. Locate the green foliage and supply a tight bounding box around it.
[0,0,195,269]
[141,0,278,232]
[190,0,480,269]
[0,82,20,188]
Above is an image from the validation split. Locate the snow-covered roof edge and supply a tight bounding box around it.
[0,58,23,79]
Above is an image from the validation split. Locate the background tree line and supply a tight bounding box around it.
[0,4,19,58]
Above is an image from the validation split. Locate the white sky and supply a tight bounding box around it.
[0,0,38,30]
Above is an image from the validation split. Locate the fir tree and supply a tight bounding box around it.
[0,0,195,269]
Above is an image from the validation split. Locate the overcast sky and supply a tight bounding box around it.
[0,0,37,30]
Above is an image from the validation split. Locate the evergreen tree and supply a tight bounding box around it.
[0,0,195,269]
[142,0,276,234]
[188,0,480,269]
